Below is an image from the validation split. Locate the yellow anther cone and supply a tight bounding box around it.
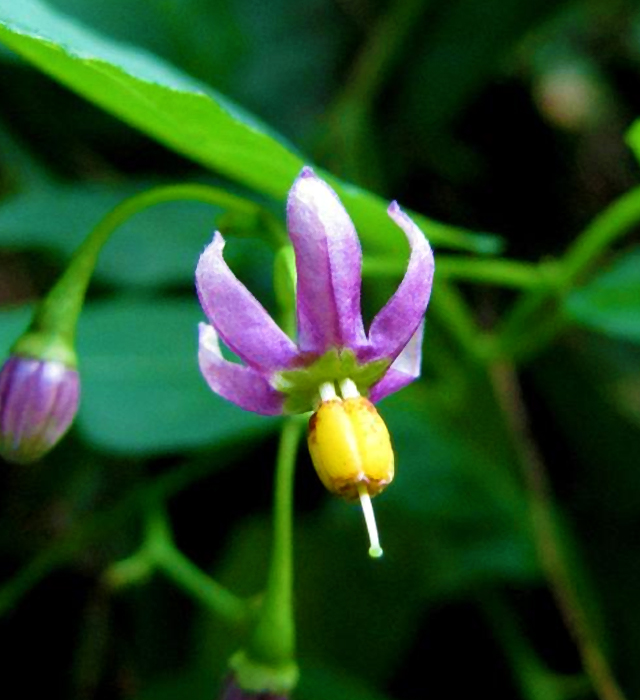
[308,395,394,557]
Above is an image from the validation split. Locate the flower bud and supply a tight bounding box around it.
[0,355,80,464]
[220,676,288,700]
[307,396,394,501]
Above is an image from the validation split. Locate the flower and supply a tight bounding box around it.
[0,355,80,464]
[196,166,434,555]
[196,166,434,414]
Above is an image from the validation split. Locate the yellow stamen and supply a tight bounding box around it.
[307,388,393,557]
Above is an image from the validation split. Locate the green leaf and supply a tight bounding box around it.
[626,118,640,167]
[76,298,277,453]
[0,299,277,453]
[564,248,640,342]
[0,0,500,255]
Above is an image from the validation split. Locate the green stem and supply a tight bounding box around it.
[428,281,486,362]
[247,417,302,661]
[335,0,425,110]
[365,254,547,289]
[232,415,305,693]
[107,504,248,628]
[489,361,628,700]
[12,183,268,365]
[497,185,640,361]
[0,443,259,617]
[561,185,640,285]
[156,542,248,628]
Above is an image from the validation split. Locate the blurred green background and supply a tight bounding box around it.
[1,1,640,699]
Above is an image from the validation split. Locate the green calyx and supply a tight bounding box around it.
[229,650,299,695]
[274,348,390,414]
[11,329,78,368]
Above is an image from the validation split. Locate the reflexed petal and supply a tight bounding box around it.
[196,232,299,372]
[198,324,285,416]
[362,203,434,363]
[369,320,424,403]
[287,167,366,355]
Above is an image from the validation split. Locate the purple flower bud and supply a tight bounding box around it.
[0,355,80,464]
[220,676,288,700]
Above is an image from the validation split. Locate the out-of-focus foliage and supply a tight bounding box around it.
[566,248,640,342]
[1,0,640,699]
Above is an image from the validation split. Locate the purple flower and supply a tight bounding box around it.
[0,355,80,464]
[196,166,434,415]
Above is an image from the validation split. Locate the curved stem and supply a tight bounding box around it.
[429,281,486,363]
[13,183,271,364]
[107,503,249,628]
[489,361,627,700]
[0,443,260,617]
[155,542,248,628]
[496,185,640,361]
[561,185,640,285]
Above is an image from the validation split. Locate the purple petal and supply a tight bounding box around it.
[369,321,424,403]
[198,324,285,416]
[196,232,300,372]
[286,167,366,356]
[362,203,434,363]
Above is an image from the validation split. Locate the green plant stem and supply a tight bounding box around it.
[12,183,269,365]
[320,0,425,190]
[0,442,261,616]
[158,546,248,625]
[428,281,486,362]
[108,504,248,628]
[497,185,640,360]
[365,254,547,289]
[335,0,425,110]
[243,416,304,668]
[561,185,640,284]
[490,361,628,700]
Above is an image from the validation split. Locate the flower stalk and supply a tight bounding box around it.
[0,183,269,463]
[231,416,304,695]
